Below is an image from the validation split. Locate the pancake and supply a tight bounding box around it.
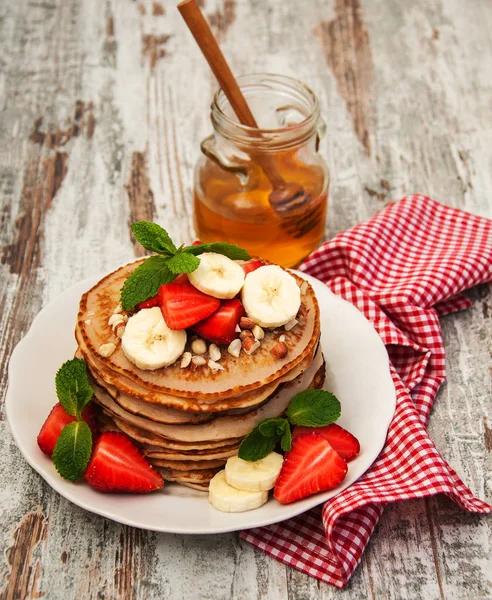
[91,349,324,442]
[76,259,320,401]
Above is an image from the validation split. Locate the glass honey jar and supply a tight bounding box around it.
[193,73,329,268]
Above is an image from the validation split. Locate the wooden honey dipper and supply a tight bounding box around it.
[177,0,310,213]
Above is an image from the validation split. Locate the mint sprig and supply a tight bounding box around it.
[52,359,94,481]
[238,389,342,462]
[121,222,251,311]
[55,358,93,420]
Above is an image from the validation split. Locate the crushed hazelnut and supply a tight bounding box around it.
[252,324,264,340]
[239,317,255,329]
[242,337,260,355]
[284,318,298,331]
[99,343,116,357]
[209,344,221,362]
[227,339,242,358]
[208,359,225,372]
[191,338,207,355]
[270,341,288,359]
[180,352,192,368]
[191,355,207,367]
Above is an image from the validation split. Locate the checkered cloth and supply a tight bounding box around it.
[241,195,492,587]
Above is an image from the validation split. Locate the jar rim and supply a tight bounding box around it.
[211,73,320,148]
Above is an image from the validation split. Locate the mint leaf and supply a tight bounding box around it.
[286,389,341,427]
[259,418,289,438]
[55,359,93,418]
[131,221,177,256]
[166,252,200,275]
[52,421,92,482]
[183,242,250,261]
[280,425,292,452]
[238,425,278,462]
[120,256,175,311]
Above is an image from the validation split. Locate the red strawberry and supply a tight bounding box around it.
[292,424,360,461]
[137,275,189,310]
[192,240,202,246]
[192,299,244,345]
[274,433,348,504]
[37,402,98,457]
[242,259,266,276]
[84,432,164,493]
[159,283,220,329]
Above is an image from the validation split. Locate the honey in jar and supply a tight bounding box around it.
[194,74,329,268]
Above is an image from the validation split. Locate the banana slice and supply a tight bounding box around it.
[225,452,284,492]
[121,307,187,370]
[209,470,268,513]
[188,253,245,299]
[242,265,301,328]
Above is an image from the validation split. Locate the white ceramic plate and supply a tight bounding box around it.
[6,271,396,534]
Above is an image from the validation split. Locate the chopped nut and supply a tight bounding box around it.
[84,319,92,325]
[208,359,225,372]
[180,352,192,368]
[300,281,308,295]
[279,334,286,343]
[227,338,242,358]
[209,343,221,362]
[114,322,126,338]
[252,324,264,340]
[113,305,123,314]
[109,313,125,327]
[239,330,254,340]
[284,318,298,331]
[270,341,288,359]
[242,337,260,355]
[235,324,241,333]
[99,343,116,358]
[191,355,207,366]
[239,317,255,329]
[191,338,207,355]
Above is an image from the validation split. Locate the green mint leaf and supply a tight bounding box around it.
[259,418,289,438]
[166,252,200,275]
[120,256,175,311]
[55,359,93,418]
[238,425,278,462]
[280,425,292,452]
[286,389,341,427]
[131,221,177,256]
[52,421,92,482]
[183,242,250,261]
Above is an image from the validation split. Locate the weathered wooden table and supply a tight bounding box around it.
[1,0,491,597]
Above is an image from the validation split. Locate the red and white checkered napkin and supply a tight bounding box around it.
[241,195,492,587]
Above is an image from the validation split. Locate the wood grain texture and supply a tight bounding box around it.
[0,0,491,598]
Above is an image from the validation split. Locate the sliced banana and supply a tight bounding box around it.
[188,253,245,299]
[242,265,301,328]
[121,307,187,370]
[225,452,284,492]
[209,470,268,513]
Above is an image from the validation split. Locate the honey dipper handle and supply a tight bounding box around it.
[177,0,285,188]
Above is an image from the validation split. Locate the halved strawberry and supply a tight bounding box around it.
[292,424,360,461]
[274,433,348,504]
[159,282,220,329]
[137,275,189,310]
[37,402,98,457]
[242,259,266,276]
[192,299,244,345]
[84,432,164,493]
[192,240,202,246]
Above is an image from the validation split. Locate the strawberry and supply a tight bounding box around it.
[242,259,266,276]
[37,402,98,457]
[137,275,189,310]
[159,282,220,329]
[192,240,202,246]
[274,433,348,504]
[84,432,164,493]
[292,424,360,461]
[192,299,244,345]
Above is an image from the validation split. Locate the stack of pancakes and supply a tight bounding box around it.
[75,260,324,491]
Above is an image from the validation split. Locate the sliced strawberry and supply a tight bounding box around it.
[137,275,190,310]
[159,282,220,330]
[242,259,266,276]
[192,240,202,246]
[274,433,348,504]
[292,424,360,461]
[192,299,244,345]
[37,402,98,457]
[84,432,164,493]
